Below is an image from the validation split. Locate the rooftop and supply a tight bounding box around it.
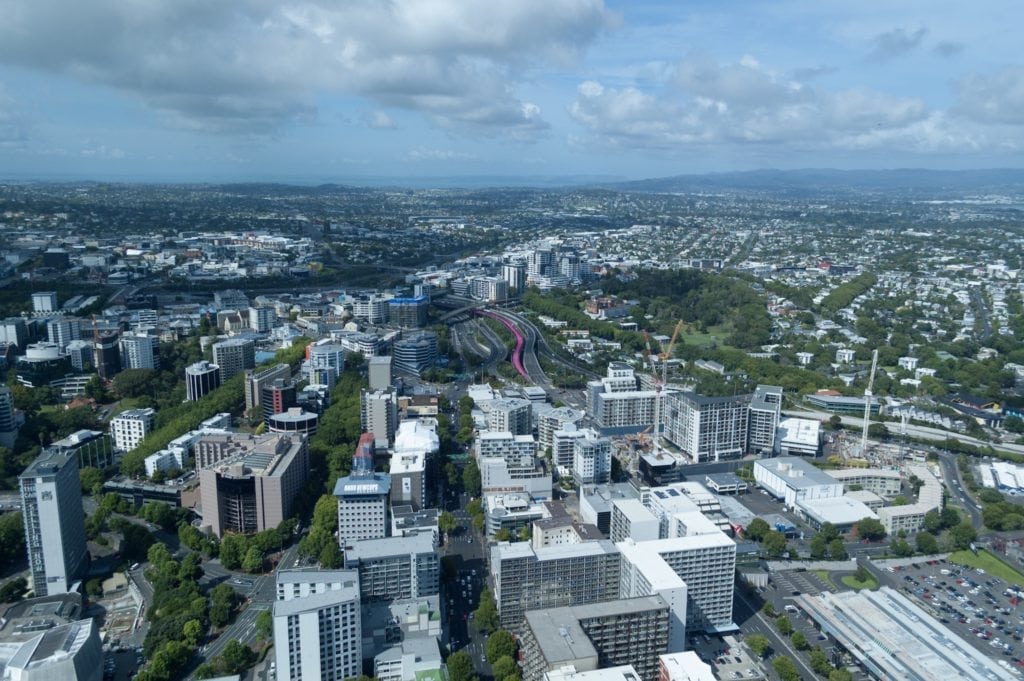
[796,496,878,526]
[754,457,839,489]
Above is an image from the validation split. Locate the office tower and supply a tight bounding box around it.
[31,292,58,315]
[503,261,527,295]
[519,596,671,681]
[244,363,291,416]
[361,389,398,449]
[0,385,18,448]
[267,408,320,438]
[65,339,93,371]
[390,448,426,511]
[185,360,222,401]
[308,342,346,388]
[119,333,160,370]
[488,397,532,435]
[334,440,391,547]
[110,408,155,452]
[212,337,256,383]
[344,532,439,602]
[747,385,783,454]
[46,317,81,351]
[249,306,276,333]
[274,569,362,681]
[388,296,429,329]
[662,392,750,463]
[0,316,28,350]
[261,378,297,422]
[490,540,621,631]
[198,433,309,537]
[19,449,89,596]
[573,429,612,485]
[93,330,121,380]
[391,331,437,377]
[368,356,392,391]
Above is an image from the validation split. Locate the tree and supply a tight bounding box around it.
[0,577,27,603]
[319,542,343,569]
[745,518,769,542]
[183,619,203,647]
[747,633,770,658]
[112,368,160,399]
[312,494,339,532]
[916,531,939,554]
[809,534,828,560]
[439,511,458,534]
[828,669,853,681]
[764,530,788,558]
[218,534,246,570]
[0,513,26,574]
[940,506,960,529]
[463,459,482,497]
[473,589,500,634]
[256,609,273,642]
[761,601,776,617]
[791,630,808,650]
[855,517,886,542]
[854,565,871,583]
[495,528,511,542]
[950,521,977,550]
[242,546,264,574]
[491,657,518,681]
[447,651,476,681]
[922,509,943,533]
[828,538,848,561]
[773,656,800,681]
[891,539,914,557]
[775,615,793,635]
[867,422,890,439]
[486,630,518,661]
[219,639,257,674]
[79,466,105,496]
[809,648,832,675]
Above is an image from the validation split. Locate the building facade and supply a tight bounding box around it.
[110,408,155,452]
[185,360,222,401]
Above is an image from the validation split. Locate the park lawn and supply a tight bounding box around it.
[840,573,879,591]
[949,549,1024,589]
[679,324,729,347]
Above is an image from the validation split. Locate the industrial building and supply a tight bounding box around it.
[753,457,844,510]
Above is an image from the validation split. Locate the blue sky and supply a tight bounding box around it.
[1,0,1022,182]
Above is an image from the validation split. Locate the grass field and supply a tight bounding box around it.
[813,570,836,589]
[679,324,730,347]
[949,549,1024,588]
[840,573,879,591]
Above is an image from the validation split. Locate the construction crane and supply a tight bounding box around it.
[649,320,684,455]
[860,348,879,456]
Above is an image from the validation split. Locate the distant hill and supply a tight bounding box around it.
[597,168,1024,196]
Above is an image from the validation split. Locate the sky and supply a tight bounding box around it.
[1,0,1023,183]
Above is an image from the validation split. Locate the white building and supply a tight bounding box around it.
[110,408,155,452]
[754,457,843,509]
[361,389,398,450]
[877,464,943,535]
[335,445,391,546]
[0,617,103,681]
[274,569,362,681]
[775,417,821,457]
[663,392,749,463]
[609,499,660,543]
[587,364,657,435]
[573,430,612,485]
[537,406,584,454]
[658,653,714,681]
[119,333,160,370]
[476,431,537,466]
[488,398,533,436]
[31,292,57,315]
[19,449,89,596]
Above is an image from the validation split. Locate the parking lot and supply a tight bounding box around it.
[687,633,764,680]
[879,558,1024,675]
[771,570,836,600]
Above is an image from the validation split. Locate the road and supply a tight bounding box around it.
[970,286,993,340]
[442,491,491,678]
[936,452,985,528]
[734,587,819,681]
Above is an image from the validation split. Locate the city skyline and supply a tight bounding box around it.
[1,1,1022,182]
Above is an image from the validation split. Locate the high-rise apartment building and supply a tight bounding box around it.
[587,364,657,435]
[663,392,750,463]
[307,342,346,388]
[185,360,222,401]
[352,294,391,324]
[537,406,584,455]
[488,397,533,435]
[46,317,81,351]
[503,260,527,294]
[360,389,398,449]
[119,333,160,370]
[388,296,429,329]
[110,408,155,452]
[19,449,89,596]
[747,385,783,454]
[519,596,671,681]
[368,355,392,391]
[0,385,18,448]
[274,569,362,681]
[573,429,612,485]
[335,440,391,547]
[249,306,276,333]
[244,362,291,416]
[344,532,439,603]
[490,540,621,631]
[211,337,256,383]
[261,378,297,422]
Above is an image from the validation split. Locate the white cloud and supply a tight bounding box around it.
[368,111,398,130]
[406,147,477,162]
[0,0,611,136]
[955,66,1024,125]
[566,54,1017,155]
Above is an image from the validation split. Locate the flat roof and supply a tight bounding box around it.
[346,532,436,560]
[754,457,839,489]
[797,587,1008,681]
[797,496,878,525]
[777,418,820,447]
